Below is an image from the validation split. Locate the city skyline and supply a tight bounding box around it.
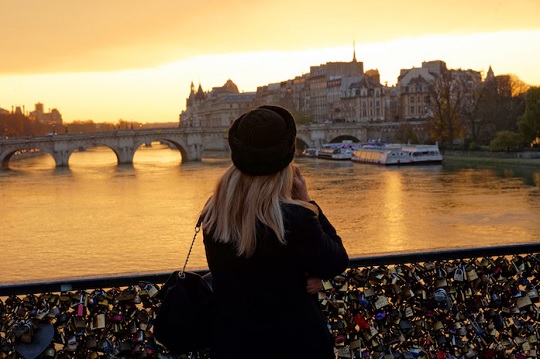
[1,0,539,123]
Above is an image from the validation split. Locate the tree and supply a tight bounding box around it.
[290,109,313,125]
[427,71,466,147]
[489,131,525,152]
[117,119,130,130]
[66,120,100,133]
[458,79,489,148]
[517,86,540,147]
[0,112,51,136]
[479,74,528,140]
[395,123,419,144]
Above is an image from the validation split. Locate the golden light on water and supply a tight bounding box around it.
[1,148,540,282]
[380,171,406,247]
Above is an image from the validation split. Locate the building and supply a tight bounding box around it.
[29,102,63,125]
[178,51,493,146]
[339,72,386,123]
[307,50,364,123]
[180,79,256,128]
[396,60,446,121]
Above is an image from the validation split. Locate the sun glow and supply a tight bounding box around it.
[0,0,540,123]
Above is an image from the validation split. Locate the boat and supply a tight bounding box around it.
[301,147,319,157]
[317,146,354,160]
[317,141,358,160]
[351,143,442,165]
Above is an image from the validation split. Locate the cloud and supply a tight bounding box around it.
[1,0,539,74]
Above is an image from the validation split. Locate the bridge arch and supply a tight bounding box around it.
[328,135,361,144]
[81,143,123,166]
[295,135,311,152]
[1,146,56,170]
[133,137,190,162]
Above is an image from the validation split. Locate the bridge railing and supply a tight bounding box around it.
[1,243,539,358]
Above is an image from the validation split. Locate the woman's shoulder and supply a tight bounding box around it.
[281,201,317,218]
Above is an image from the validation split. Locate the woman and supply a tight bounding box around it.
[201,105,349,359]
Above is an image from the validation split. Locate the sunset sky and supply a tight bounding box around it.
[1,0,539,124]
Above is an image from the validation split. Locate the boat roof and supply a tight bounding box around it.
[356,143,440,153]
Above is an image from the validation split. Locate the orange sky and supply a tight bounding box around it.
[1,0,539,123]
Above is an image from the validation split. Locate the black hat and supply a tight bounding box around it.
[228,105,296,176]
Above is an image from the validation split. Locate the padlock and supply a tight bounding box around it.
[435,276,448,288]
[349,338,362,350]
[354,314,370,330]
[517,295,532,309]
[466,267,479,282]
[145,283,159,298]
[323,280,334,291]
[73,316,86,330]
[66,335,78,351]
[76,292,86,317]
[91,312,106,330]
[454,267,465,282]
[364,287,376,297]
[527,286,539,301]
[374,296,389,309]
[42,347,56,358]
[403,305,414,318]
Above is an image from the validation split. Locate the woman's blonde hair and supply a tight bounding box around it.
[201,163,317,257]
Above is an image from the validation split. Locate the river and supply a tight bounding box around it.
[1,144,539,284]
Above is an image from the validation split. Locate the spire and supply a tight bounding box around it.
[486,65,495,80]
[195,83,206,102]
[352,41,357,63]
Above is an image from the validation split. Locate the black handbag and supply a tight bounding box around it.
[153,219,215,355]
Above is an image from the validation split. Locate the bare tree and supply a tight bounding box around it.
[427,71,466,147]
[457,77,489,148]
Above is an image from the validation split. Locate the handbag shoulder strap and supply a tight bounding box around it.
[179,216,203,278]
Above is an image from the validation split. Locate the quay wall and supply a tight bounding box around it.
[444,150,540,160]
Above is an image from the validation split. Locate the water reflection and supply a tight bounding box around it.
[442,159,540,188]
[1,149,539,283]
[380,170,406,247]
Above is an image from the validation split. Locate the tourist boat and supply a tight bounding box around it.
[316,141,358,160]
[317,146,354,160]
[351,143,443,165]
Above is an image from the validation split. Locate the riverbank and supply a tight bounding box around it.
[443,150,540,167]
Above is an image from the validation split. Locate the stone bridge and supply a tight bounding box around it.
[0,128,207,169]
[296,123,367,149]
[0,123,372,169]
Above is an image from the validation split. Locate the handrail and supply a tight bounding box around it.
[348,242,540,267]
[1,242,538,296]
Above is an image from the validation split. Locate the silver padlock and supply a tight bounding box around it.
[454,267,465,282]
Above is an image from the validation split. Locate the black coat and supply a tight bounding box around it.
[203,201,349,359]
